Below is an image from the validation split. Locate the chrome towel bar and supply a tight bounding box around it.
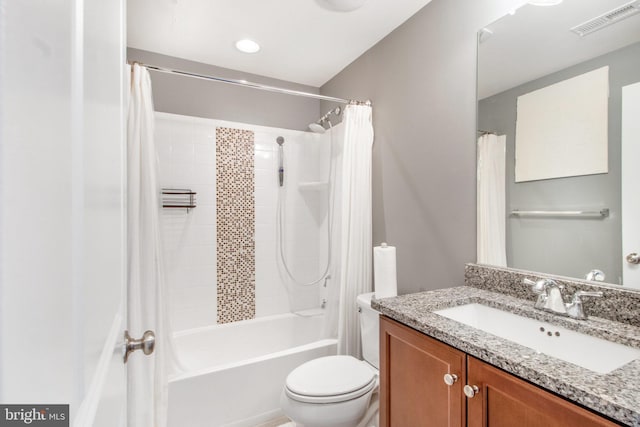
[510,209,609,218]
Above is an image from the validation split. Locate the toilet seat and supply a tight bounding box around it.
[284,355,377,404]
[285,377,376,404]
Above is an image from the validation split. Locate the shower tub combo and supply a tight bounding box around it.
[167,312,337,427]
[158,112,342,426]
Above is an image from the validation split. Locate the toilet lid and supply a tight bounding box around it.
[285,355,375,398]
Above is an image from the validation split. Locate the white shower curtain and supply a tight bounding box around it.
[127,64,182,427]
[337,104,374,358]
[477,133,507,266]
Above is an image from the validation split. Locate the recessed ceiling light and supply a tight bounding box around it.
[315,0,368,12]
[235,39,260,54]
[528,0,563,6]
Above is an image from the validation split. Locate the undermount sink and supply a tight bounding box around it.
[434,303,640,374]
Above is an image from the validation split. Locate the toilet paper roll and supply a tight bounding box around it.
[374,243,397,298]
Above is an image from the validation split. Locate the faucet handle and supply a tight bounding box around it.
[523,278,547,294]
[523,278,563,294]
[571,290,603,303]
[566,290,603,320]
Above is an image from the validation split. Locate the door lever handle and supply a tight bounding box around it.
[124,330,155,363]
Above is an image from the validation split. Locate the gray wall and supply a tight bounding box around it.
[478,42,640,285]
[127,48,321,131]
[320,0,526,294]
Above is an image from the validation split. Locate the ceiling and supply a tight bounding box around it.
[478,0,640,99]
[127,0,433,87]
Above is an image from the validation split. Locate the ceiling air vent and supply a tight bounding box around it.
[570,0,640,36]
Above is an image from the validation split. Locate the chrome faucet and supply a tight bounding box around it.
[523,278,603,320]
[524,278,566,314]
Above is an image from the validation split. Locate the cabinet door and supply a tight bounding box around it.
[380,316,466,427]
[466,356,619,427]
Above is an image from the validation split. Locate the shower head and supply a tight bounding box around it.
[308,106,341,133]
[308,123,326,133]
[276,136,285,145]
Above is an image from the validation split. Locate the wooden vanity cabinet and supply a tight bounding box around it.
[380,316,466,427]
[466,356,619,427]
[380,316,620,427]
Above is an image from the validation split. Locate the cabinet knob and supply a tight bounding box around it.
[463,384,479,398]
[443,373,458,386]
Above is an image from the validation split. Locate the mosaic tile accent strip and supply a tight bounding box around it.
[465,263,640,326]
[216,127,255,324]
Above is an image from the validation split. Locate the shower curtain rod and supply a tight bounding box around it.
[133,62,369,105]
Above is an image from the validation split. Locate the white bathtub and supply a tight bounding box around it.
[167,312,337,427]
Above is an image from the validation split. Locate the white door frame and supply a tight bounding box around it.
[621,81,640,289]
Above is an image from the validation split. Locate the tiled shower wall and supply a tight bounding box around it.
[157,114,218,331]
[156,112,332,331]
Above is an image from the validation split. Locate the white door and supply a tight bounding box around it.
[0,1,132,425]
[622,82,640,289]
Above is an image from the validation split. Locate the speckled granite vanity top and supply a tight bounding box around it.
[373,265,640,426]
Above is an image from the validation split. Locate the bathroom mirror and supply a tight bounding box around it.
[476,0,640,288]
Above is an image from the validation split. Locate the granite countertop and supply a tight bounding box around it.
[373,286,640,426]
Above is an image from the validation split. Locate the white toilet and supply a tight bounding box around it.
[280,292,380,427]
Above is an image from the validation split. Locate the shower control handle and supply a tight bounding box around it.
[124,330,155,363]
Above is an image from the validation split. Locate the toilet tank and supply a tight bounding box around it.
[357,292,380,369]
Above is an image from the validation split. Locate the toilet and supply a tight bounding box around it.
[280,292,380,427]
